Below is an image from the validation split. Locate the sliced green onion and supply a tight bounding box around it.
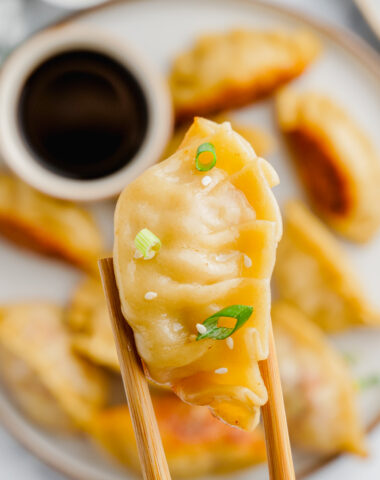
[357,374,380,391]
[343,352,357,366]
[134,228,161,260]
[195,142,217,171]
[196,305,253,341]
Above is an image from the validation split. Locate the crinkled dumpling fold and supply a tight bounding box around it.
[67,276,119,371]
[162,114,274,161]
[0,303,107,428]
[114,118,282,430]
[273,302,366,455]
[90,393,266,478]
[274,201,380,332]
[170,29,320,123]
[276,89,380,242]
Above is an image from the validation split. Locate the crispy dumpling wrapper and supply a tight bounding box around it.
[90,393,266,478]
[67,276,119,371]
[114,118,282,430]
[0,303,107,428]
[276,89,380,242]
[273,301,366,455]
[0,174,104,270]
[274,201,380,331]
[170,29,320,122]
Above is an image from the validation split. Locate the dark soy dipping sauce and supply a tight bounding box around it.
[18,50,149,179]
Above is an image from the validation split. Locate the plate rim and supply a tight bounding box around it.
[53,0,380,77]
[354,0,380,42]
[1,0,380,479]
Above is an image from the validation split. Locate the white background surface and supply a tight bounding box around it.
[0,0,379,479]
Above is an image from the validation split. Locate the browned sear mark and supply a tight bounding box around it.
[287,130,352,216]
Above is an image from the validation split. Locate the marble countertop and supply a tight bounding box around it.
[0,1,379,479]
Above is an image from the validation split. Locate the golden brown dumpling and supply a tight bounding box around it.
[170,29,320,123]
[274,201,380,332]
[114,118,282,430]
[67,276,119,371]
[162,115,274,160]
[276,89,380,242]
[273,301,366,455]
[0,174,104,270]
[90,393,266,478]
[0,303,107,429]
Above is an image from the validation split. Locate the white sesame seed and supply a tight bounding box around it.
[134,250,143,259]
[226,337,234,350]
[243,254,252,268]
[201,175,212,187]
[216,252,236,262]
[144,291,157,300]
[215,367,228,375]
[196,323,207,334]
[173,322,183,332]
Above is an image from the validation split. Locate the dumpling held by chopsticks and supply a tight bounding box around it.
[114,118,281,430]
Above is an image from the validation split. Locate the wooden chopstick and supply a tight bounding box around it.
[98,258,171,480]
[259,322,295,480]
[99,257,294,480]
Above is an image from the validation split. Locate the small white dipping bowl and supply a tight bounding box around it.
[0,27,173,201]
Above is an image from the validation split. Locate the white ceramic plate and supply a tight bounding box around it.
[0,1,380,479]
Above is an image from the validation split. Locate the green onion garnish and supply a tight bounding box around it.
[134,228,161,260]
[343,352,357,366]
[195,142,217,172]
[357,374,380,391]
[196,305,253,341]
